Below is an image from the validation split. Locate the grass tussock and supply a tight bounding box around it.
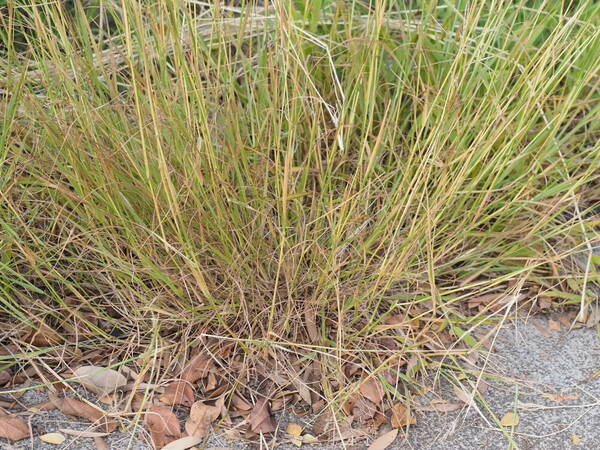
[1,0,599,414]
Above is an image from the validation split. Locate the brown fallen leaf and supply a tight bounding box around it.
[500,412,519,427]
[231,394,252,411]
[359,377,384,405]
[59,429,109,438]
[49,395,117,433]
[532,320,551,338]
[0,370,11,386]
[181,354,214,383]
[476,379,488,395]
[145,405,181,449]
[390,403,416,428]
[205,372,217,391]
[249,398,276,433]
[40,432,66,444]
[73,366,128,396]
[352,396,377,424]
[291,377,312,406]
[22,322,62,346]
[0,414,29,441]
[160,381,195,407]
[453,386,476,407]
[286,423,303,436]
[184,401,221,438]
[162,435,203,450]
[558,315,573,328]
[93,436,109,450]
[541,392,578,402]
[367,428,398,450]
[548,319,561,332]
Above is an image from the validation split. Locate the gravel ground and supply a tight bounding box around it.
[2,316,600,450]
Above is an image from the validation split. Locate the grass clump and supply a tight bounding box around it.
[0,0,599,419]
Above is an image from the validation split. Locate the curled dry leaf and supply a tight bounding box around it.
[0,414,29,441]
[390,403,416,428]
[184,401,221,438]
[145,405,181,449]
[162,435,203,450]
[249,398,276,433]
[352,396,377,424]
[22,322,62,346]
[159,381,195,407]
[0,370,11,386]
[181,354,214,383]
[40,432,66,444]
[73,366,127,396]
[367,428,398,450]
[232,394,252,411]
[359,377,385,405]
[146,405,181,436]
[49,396,117,433]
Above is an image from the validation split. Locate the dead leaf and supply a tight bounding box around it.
[49,395,117,433]
[548,319,561,332]
[286,423,303,436]
[558,315,572,328]
[160,381,195,407]
[145,405,181,449]
[22,322,61,346]
[205,372,217,391]
[304,307,319,342]
[541,393,578,402]
[40,432,66,444]
[500,412,519,427]
[532,320,551,338]
[453,386,476,407]
[181,354,214,383]
[572,434,581,445]
[97,394,115,405]
[313,409,335,437]
[184,401,220,438]
[73,366,127,396]
[390,403,416,428]
[162,436,203,450]
[365,412,387,432]
[94,436,109,450]
[286,423,304,447]
[367,428,398,450]
[476,379,488,395]
[352,396,377,424]
[359,377,384,405]
[0,414,28,441]
[291,378,312,406]
[0,370,11,386]
[301,433,318,443]
[249,398,276,433]
[60,429,109,438]
[146,405,181,435]
[231,394,252,411]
